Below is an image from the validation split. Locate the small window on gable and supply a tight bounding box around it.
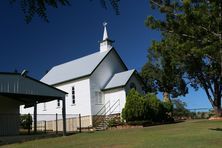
[130,82,137,90]
[57,99,60,108]
[72,86,75,105]
[96,91,102,104]
[43,103,46,111]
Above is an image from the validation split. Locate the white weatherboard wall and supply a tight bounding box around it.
[55,77,91,116]
[20,77,92,125]
[0,96,21,136]
[104,88,126,115]
[90,50,126,115]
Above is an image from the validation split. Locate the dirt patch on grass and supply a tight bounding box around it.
[209,117,222,121]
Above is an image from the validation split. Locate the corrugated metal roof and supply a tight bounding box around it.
[104,69,135,90]
[0,73,67,98]
[41,48,112,85]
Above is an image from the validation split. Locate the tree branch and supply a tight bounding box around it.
[167,30,212,43]
[150,0,221,40]
[197,75,214,106]
[199,25,221,39]
[204,54,215,61]
[150,0,180,17]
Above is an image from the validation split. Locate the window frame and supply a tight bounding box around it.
[95,91,103,105]
[71,86,76,105]
[57,99,61,108]
[43,102,47,111]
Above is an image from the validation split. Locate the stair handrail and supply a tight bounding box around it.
[109,99,120,115]
[93,100,110,125]
[93,99,120,128]
[95,100,110,116]
[104,99,120,116]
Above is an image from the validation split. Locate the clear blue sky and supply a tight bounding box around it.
[0,1,211,109]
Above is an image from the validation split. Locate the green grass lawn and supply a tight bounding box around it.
[2,120,222,148]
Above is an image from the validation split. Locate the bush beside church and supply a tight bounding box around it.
[122,89,173,125]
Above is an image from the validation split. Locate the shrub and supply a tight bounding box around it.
[145,94,173,122]
[171,99,190,119]
[20,114,32,129]
[144,93,160,121]
[107,118,123,127]
[122,89,144,122]
[161,101,174,121]
[122,89,173,124]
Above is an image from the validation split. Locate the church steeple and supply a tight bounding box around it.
[100,22,114,52]
[103,22,108,40]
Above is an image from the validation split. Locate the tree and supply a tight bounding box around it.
[144,0,222,116]
[10,0,120,23]
[141,41,188,100]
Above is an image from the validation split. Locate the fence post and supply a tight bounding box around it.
[34,103,37,134]
[28,113,31,135]
[79,114,81,133]
[44,120,47,134]
[56,113,58,134]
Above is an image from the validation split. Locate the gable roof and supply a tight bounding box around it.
[103,69,135,90]
[41,47,117,85]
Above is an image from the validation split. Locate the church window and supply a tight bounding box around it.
[57,99,60,107]
[96,91,102,104]
[43,103,46,111]
[130,82,137,90]
[72,86,75,104]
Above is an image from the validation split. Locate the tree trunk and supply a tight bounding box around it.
[213,106,222,117]
[219,1,222,117]
[163,92,171,102]
[213,81,222,117]
[213,96,222,117]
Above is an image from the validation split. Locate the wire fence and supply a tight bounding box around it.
[0,108,216,136]
[187,108,213,119]
[0,113,92,136]
[188,108,212,113]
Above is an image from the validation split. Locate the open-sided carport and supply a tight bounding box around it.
[0,72,68,136]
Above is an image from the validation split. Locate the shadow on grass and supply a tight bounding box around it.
[0,132,77,146]
[117,120,185,129]
[209,128,222,131]
[142,120,185,127]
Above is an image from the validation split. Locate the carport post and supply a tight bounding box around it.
[62,97,67,136]
[34,102,37,133]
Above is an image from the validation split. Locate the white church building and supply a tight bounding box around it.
[20,23,145,128]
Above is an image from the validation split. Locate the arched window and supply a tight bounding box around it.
[130,82,137,90]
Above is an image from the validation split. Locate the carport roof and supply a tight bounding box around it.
[0,72,67,107]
